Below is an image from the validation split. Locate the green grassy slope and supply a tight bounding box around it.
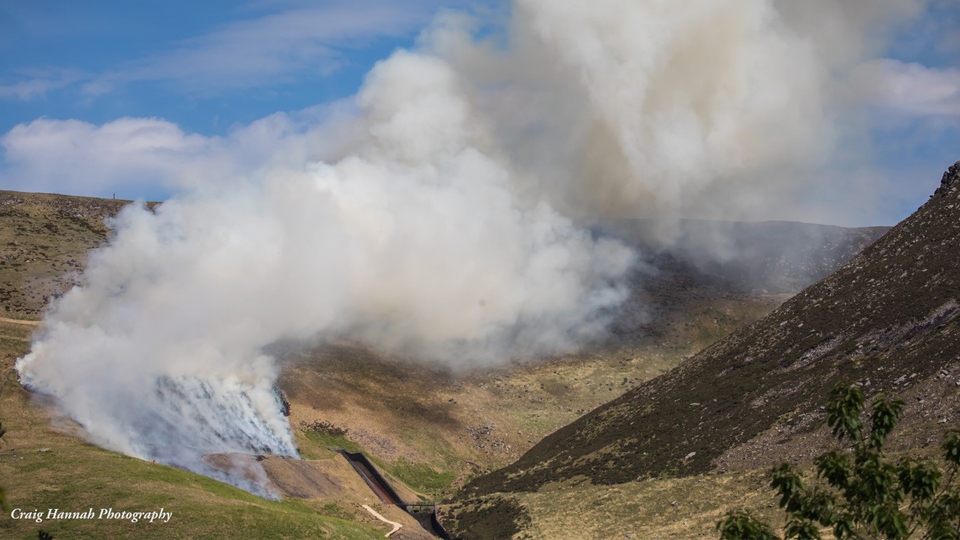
[0,335,393,539]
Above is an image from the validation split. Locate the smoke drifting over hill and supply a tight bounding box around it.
[16,0,927,492]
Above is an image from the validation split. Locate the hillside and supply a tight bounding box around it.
[450,161,960,537]
[0,191,155,318]
[603,219,886,348]
[263,218,886,501]
[0,188,888,538]
[0,189,884,480]
[598,218,889,294]
[0,333,425,539]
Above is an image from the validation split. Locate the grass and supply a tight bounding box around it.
[0,313,39,322]
[4,188,888,538]
[383,458,456,496]
[300,430,365,456]
[0,339,385,539]
[278,329,782,506]
[0,441,386,539]
[453,167,960,538]
[443,469,787,539]
[299,428,456,497]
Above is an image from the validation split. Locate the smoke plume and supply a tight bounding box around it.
[15,0,924,493]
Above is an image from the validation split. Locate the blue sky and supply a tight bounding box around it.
[0,0,481,134]
[0,0,957,226]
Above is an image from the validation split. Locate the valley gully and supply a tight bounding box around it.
[10,507,173,523]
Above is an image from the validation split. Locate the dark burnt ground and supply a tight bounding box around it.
[460,161,960,498]
[600,218,887,349]
[438,495,531,540]
[597,217,888,294]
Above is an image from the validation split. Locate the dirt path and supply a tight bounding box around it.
[0,318,39,327]
[361,505,402,537]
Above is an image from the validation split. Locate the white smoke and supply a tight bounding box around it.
[428,0,928,230]
[15,0,926,494]
[15,49,634,491]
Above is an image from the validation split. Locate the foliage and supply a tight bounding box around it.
[718,382,960,539]
[717,511,779,540]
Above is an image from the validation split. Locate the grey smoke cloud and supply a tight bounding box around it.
[15,0,927,493]
[430,0,931,228]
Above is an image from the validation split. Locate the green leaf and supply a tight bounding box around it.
[926,490,960,537]
[826,383,864,443]
[897,458,940,502]
[738,384,960,540]
[831,514,855,539]
[869,394,904,450]
[784,519,821,540]
[815,450,852,491]
[876,505,908,539]
[771,464,805,510]
[717,510,781,540]
[802,487,838,526]
[944,431,960,467]
[853,452,902,507]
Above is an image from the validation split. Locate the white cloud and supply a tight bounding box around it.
[1,117,217,196]
[851,58,960,116]
[85,3,438,95]
[0,101,359,198]
[0,68,88,101]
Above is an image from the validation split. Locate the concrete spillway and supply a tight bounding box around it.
[339,451,451,539]
[340,451,404,505]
